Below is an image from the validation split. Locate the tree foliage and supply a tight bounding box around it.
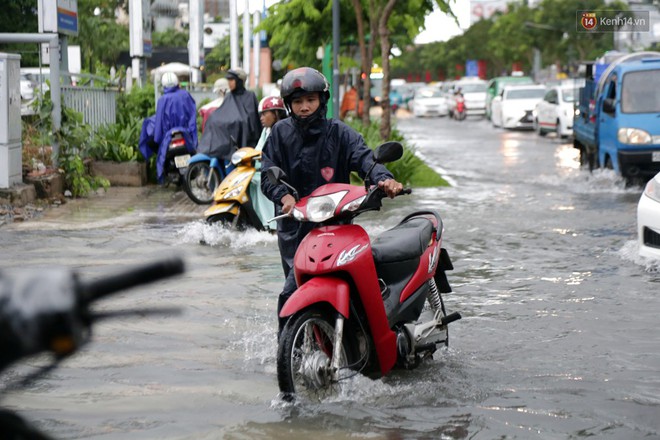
[391,0,629,81]
[259,0,454,139]
[0,0,40,65]
[71,0,129,73]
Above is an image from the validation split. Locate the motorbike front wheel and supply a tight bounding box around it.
[206,212,248,230]
[184,162,221,204]
[277,309,356,402]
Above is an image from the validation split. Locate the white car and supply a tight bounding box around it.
[637,172,660,259]
[534,85,577,138]
[491,84,547,129]
[20,74,35,101]
[410,87,449,117]
[449,78,487,117]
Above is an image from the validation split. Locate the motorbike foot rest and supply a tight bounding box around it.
[440,312,462,326]
[379,278,390,299]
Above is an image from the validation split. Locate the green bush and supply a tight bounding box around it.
[57,107,110,197]
[88,116,143,162]
[117,84,155,125]
[346,119,449,187]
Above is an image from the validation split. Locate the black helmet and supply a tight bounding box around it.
[226,68,247,82]
[280,67,330,108]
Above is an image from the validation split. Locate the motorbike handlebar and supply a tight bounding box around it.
[79,258,185,305]
[0,258,186,371]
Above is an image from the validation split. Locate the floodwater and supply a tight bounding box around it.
[1,116,659,439]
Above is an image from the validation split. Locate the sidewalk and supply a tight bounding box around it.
[1,185,206,228]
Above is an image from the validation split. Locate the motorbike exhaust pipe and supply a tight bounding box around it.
[440,312,462,326]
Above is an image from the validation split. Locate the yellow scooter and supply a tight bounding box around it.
[203,147,276,231]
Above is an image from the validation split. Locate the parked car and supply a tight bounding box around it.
[534,84,577,138]
[637,172,660,259]
[491,84,547,129]
[485,75,535,119]
[409,86,449,117]
[449,78,488,117]
[20,74,35,101]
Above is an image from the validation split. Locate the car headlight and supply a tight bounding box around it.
[644,174,660,203]
[231,150,248,165]
[305,191,348,222]
[617,128,652,145]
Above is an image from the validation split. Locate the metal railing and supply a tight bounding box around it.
[61,85,118,128]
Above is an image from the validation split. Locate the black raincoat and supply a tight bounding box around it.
[260,115,394,306]
[197,86,260,161]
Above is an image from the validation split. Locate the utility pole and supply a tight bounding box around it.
[243,0,251,85]
[230,0,239,69]
[332,0,340,118]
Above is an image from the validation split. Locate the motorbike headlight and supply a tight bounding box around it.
[230,171,252,186]
[292,207,304,221]
[223,186,244,199]
[231,150,248,165]
[617,128,652,145]
[644,174,660,203]
[341,195,366,212]
[305,191,348,222]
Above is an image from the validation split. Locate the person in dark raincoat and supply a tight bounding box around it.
[260,67,404,334]
[138,72,197,183]
[196,69,260,171]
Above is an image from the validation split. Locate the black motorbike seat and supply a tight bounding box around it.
[371,217,435,264]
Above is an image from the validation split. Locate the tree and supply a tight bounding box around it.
[533,0,629,65]
[0,0,39,66]
[260,0,455,139]
[71,0,129,73]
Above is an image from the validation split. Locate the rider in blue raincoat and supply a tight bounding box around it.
[139,72,198,183]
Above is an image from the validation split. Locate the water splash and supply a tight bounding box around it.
[536,168,640,195]
[177,220,278,248]
[618,240,660,272]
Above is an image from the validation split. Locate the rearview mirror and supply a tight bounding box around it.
[603,98,616,114]
[374,142,403,164]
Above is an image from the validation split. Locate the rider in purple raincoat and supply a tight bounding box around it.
[139,72,198,183]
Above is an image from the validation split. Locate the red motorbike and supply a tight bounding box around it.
[266,142,461,401]
[454,95,466,121]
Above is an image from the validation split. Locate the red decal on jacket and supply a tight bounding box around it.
[321,167,335,182]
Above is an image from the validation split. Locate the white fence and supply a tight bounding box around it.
[61,85,118,128]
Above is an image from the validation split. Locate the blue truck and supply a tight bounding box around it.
[573,51,660,182]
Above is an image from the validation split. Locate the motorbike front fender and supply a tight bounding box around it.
[188,153,212,165]
[280,277,350,319]
[204,202,239,218]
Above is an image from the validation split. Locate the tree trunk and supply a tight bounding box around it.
[378,0,398,140]
[351,0,372,127]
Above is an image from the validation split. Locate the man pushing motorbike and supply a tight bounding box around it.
[259,67,403,335]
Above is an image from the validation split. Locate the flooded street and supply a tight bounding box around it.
[1,115,659,439]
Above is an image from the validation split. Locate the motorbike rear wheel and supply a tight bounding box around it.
[184,162,221,205]
[277,309,356,402]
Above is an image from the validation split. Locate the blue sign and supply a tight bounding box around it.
[57,9,78,35]
[466,60,478,77]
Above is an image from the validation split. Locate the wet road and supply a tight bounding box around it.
[1,115,659,439]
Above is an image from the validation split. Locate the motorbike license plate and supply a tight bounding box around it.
[174,154,190,168]
[653,151,660,162]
